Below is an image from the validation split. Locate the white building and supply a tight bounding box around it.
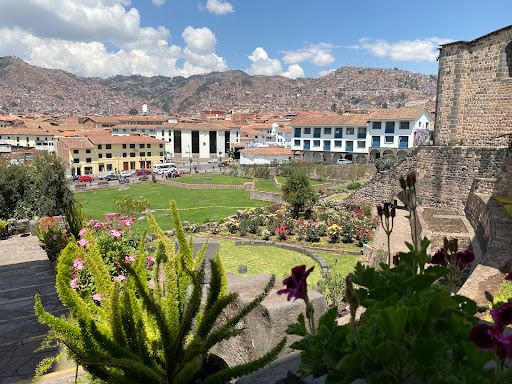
[240,147,292,166]
[290,106,433,163]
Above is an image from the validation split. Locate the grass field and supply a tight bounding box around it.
[216,239,360,287]
[177,174,252,185]
[76,183,269,231]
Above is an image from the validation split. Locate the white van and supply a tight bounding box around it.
[153,163,177,175]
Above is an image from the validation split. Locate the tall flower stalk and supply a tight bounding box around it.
[377,202,395,266]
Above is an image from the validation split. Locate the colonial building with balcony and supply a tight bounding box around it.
[290,106,432,163]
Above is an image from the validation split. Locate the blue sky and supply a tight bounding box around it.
[0,0,511,79]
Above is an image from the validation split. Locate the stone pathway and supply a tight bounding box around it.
[0,234,80,384]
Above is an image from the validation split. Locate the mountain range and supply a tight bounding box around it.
[0,56,437,116]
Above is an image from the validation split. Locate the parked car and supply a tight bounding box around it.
[79,175,94,182]
[218,161,230,167]
[135,169,152,175]
[207,159,218,163]
[336,159,352,165]
[98,171,115,180]
[107,174,119,181]
[119,171,131,178]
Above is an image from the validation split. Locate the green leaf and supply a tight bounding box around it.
[407,274,437,292]
[378,305,408,341]
[318,307,338,331]
[286,313,308,336]
[462,341,496,370]
[413,337,448,367]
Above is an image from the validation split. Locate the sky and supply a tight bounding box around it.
[0,0,511,79]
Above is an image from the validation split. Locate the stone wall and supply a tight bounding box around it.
[250,190,286,204]
[158,179,252,190]
[434,26,512,146]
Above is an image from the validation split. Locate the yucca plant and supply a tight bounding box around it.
[35,200,285,383]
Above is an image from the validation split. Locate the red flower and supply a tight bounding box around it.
[491,301,512,331]
[429,248,447,266]
[277,265,314,301]
[456,250,475,269]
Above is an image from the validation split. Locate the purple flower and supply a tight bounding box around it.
[505,271,512,281]
[468,323,501,350]
[92,293,102,301]
[456,250,475,269]
[277,265,314,301]
[53,234,59,240]
[77,239,89,248]
[125,255,135,263]
[491,301,512,331]
[429,248,447,266]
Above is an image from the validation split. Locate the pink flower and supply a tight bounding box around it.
[70,278,78,291]
[109,229,123,238]
[77,239,89,248]
[53,234,59,240]
[147,256,155,263]
[92,293,102,301]
[73,259,84,270]
[125,255,135,263]
[115,275,126,282]
[78,228,86,237]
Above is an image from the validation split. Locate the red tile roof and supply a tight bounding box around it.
[57,137,94,149]
[366,106,428,120]
[240,147,291,157]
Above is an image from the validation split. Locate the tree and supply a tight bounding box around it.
[282,170,318,218]
[128,108,138,116]
[331,103,337,112]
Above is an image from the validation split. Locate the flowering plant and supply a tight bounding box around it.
[35,217,71,261]
[275,224,290,240]
[327,224,341,243]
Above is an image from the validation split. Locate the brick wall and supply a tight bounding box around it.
[250,190,286,204]
[435,26,512,146]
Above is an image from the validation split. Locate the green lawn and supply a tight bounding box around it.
[316,251,360,277]
[495,197,512,217]
[177,174,252,185]
[76,183,269,231]
[254,178,282,193]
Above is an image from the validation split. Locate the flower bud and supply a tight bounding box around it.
[485,291,494,303]
[399,177,407,190]
[345,275,359,311]
[391,206,396,218]
[448,238,458,253]
[443,237,449,250]
[377,205,383,217]
[406,173,413,187]
[392,255,400,266]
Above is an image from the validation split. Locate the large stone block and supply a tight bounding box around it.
[213,273,327,369]
[174,237,220,280]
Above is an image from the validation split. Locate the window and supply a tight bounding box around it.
[313,140,320,147]
[86,157,92,163]
[334,140,342,147]
[130,153,135,157]
[123,153,127,158]
[313,128,321,138]
[122,144,127,149]
[357,127,367,138]
[324,127,331,135]
[357,141,366,148]
[160,152,164,156]
[86,149,91,153]
[106,144,111,149]
[323,140,331,150]
[304,128,311,134]
[399,136,409,148]
[373,122,381,129]
[73,158,80,163]
[294,140,300,146]
[98,153,103,159]
[159,144,163,148]
[73,149,79,154]
[372,136,381,147]
[304,140,311,149]
[147,152,151,156]
[346,128,354,135]
[294,128,301,138]
[130,144,135,149]
[106,153,112,158]
[112,128,118,132]
[346,141,354,151]
[98,144,102,149]
[400,121,410,130]
[335,128,342,138]
[385,136,394,144]
[140,144,145,148]
[140,152,145,157]
[385,122,395,133]
[426,122,430,129]
[147,144,151,148]
[36,137,40,141]
[122,129,126,132]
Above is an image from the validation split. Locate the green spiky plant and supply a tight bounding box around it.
[35,200,286,383]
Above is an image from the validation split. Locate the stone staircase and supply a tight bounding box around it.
[0,234,73,384]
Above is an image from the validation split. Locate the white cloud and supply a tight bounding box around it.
[281,43,335,66]
[203,0,234,15]
[282,64,305,79]
[351,37,453,62]
[0,1,229,78]
[318,68,335,77]
[152,0,166,5]
[246,47,303,79]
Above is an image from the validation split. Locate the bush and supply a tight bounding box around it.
[35,217,71,262]
[374,154,397,172]
[346,182,361,190]
[35,201,285,383]
[283,170,318,218]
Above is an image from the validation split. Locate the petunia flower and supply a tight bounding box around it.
[456,249,475,269]
[491,301,512,331]
[77,239,89,248]
[277,265,314,301]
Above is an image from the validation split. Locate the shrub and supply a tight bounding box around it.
[346,182,361,190]
[374,153,397,172]
[283,170,318,218]
[35,201,285,383]
[35,217,71,262]
[327,224,341,243]
[114,198,152,218]
[317,269,346,307]
[262,229,272,241]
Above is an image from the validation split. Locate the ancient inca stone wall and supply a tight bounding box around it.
[434,25,512,147]
[349,146,509,212]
